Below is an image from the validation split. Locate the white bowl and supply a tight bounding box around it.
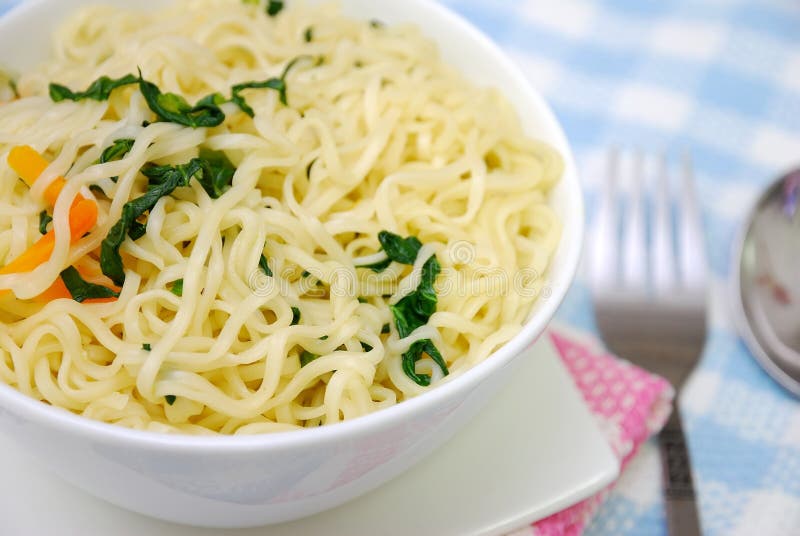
[0,0,583,528]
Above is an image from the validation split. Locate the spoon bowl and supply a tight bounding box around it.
[733,170,800,396]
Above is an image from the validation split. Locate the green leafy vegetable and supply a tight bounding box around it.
[258,253,272,277]
[304,26,313,42]
[231,55,310,114]
[101,159,204,286]
[98,138,135,183]
[362,258,391,272]
[195,148,235,198]
[165,395,177,405]
[49,74,138,102]
[378,231,448,386]
[379,231,423,265]
[38,210,52,234]
[266,0,284,16]
[99,138,135,164]
[357,297,368,304]
[300,350,319,367]
[143,343,151,351]
[170,279,184,297]
[138,74,226,128]
[59,266,120,303]
[291,306,301,325]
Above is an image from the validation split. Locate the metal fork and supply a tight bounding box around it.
[588,149,707,536]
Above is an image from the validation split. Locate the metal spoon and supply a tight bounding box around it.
[732,169,800,396]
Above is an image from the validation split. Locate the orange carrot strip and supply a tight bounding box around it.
[8,145,82,207]
[0,199,97,275]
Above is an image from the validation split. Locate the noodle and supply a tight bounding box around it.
[0,0,562,434]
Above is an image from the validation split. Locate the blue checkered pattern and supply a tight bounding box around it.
[433,1,800,534]
[3,0,800,534]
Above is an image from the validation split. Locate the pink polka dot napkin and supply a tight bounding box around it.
[509,326,674,536]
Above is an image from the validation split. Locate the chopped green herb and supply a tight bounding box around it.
[99,138,135,164]
[357,296,368,304]
[101,159,205,286]
[49,73,138,102]
[362,258,392,272]
[300,350,319,367]
[301,270,310,277]
[142,343,151,351]
[170,279,184,297]
[195,148,235,198]
[98,138,135,183]
[258,253,273,277]
[165,395,177,405]
[304,26,313,42]
[291,306,301,325]
[231,55,310,113]
[266,0,284,16]
[377,231,448,386]
[378,231,423,265]
[139,72,226,128]
[59,266,120,303]
[38,210,52,234]
[319,335,329,341]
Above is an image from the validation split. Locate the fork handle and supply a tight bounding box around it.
[659,409,702,536]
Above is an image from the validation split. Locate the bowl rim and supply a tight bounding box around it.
[0,0,584,451]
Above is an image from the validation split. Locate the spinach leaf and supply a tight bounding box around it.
[266,0,284,16]
[38,210,52,234]
[361,258,392,272]
[98,138,135,183]
[401,340,448,387]
[170,279,184,297]
[300,350,319,367]
[128,221,147,241]
[378,231,449,386]
[99,138,135,164]
[59,266,120,303]
[101,159,204,286]
[230,55,309,114]
[165,395,176,405]
[378,231,422,265]
[49,74,138,102]
[291,306,301,325]
[195,148,235,198]
[138,74,225,128]
[259,253,273,277]
[230,79,284,116]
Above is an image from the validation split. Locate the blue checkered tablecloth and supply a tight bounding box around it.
[3,1,800,534]
[432,1,800,535]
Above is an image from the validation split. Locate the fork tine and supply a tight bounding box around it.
[678,151,708,290]
[622,149,647,290]
[589,148,620,291]
[652,152,676,294]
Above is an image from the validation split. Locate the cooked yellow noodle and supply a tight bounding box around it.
[0,0,562,434]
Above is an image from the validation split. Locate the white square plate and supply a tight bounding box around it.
[0,332,618,535]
